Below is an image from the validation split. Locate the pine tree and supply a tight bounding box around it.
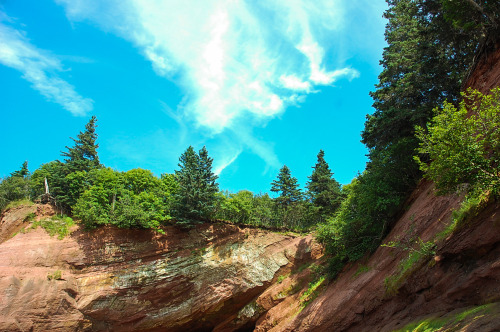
[62,115,100,173]
[198,146,219,218]
[271,165,302,207]
[11,161,29,178]
[173,146,219,223]
[307,150,342,215]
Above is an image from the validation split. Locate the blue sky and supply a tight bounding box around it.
[1,0,387,194]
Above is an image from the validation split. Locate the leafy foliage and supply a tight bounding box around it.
[215,189,319,232]
[11,161,29,178]
[0,161,31,212]
[415,88,500,195]
[29,215,75,240]
[29,117,102,213]
[317,0,486,278]
[73,168,174,230]
[364,0,478,151]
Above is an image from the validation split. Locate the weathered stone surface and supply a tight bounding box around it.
[273,183,500,332]
[265,41,500,332]
[0,207,319,332]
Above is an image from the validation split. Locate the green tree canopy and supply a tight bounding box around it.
[271,165,302,207]
[173,146,219,223]
[61,115,100,173]
[415,88,500,195]
[307,150,342,215]
[11,161,29,178]
[73,168,174,230]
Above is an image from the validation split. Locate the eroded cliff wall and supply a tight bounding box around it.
[271,45,500,332]
[0,205,321,332]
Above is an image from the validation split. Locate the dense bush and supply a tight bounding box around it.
[416,88,500,196]
[0,162,32,212]
[215,190,321,232]
[73,168,176,230]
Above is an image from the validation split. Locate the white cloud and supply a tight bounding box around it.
[56,0,355,125]
[213,149,242,176]
[280,75,311,91]
[56,0,359,169]
[0,15,93,116]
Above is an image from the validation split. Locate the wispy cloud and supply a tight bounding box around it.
[56,0,358,170]
[0,13,93,116]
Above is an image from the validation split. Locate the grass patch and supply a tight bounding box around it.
[47,270,62,280]
[277,273,290,284]
[394,303,495,332]
[5,199,34,210]
[299,275,326,309]
[24,212,36,222]
[384,240,435,296]
[30,215,75,240]
[436,190,490,242]
[294,262,312,274]
[352,264,371,279]
[275,278,305,299]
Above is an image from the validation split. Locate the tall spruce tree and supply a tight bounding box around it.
[173,146,219,223]
[271,165,302,207]
[307,150,342,215]
[62,115,100,173]
[198,146,219,218]
[11,161,29,178]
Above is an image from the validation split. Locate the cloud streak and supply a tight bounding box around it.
[0,13,93,116]
[56,0,358,170]
[56,0,356,125]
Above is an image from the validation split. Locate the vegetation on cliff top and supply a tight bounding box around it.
[1,1,498,276]
[1,117,343,232]
[316,0,499,277]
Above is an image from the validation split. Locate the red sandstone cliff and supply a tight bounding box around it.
[1,38,499,332]
[267,44,500,332]
[0,204,322,331]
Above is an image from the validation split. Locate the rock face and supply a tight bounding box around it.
[275,180,500,331]
[0,206,321,332]
[269,45,500,332]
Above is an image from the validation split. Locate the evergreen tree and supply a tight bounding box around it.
[198,146,219,218]
[271,165,302,207]
[11,161,29,178]
[173,146,219,223]
[62,115,100,173]
[364,0,477,152]
[307,150,342,215]
[0,162,31,211]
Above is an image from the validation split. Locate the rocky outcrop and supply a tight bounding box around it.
[0,206,321,332]
[267,41,500,332]
[275,180,500,331]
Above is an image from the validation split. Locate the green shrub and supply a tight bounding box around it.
[437,189,490,241]
[31,216,75,240]
[300,275,326,309]
[384,240,435,296]
[73,168,174,231]
[352,265,371,279]
[0,176,32,212]
[416,88,500,196]
[276,274,289,284]
[47,270,62,280]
